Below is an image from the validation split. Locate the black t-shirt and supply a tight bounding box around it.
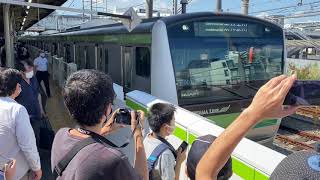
[16,77,41,120]
[51,128,141,180]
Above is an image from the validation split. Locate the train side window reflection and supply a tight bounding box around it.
[136,47,150,77]
[104,49,109,73]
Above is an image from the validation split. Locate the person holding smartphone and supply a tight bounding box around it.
[144,103,187,180]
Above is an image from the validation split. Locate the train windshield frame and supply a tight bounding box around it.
[167,17,284,105]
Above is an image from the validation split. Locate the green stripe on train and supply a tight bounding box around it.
[173,126,269,180]
[207,113,278,129]
[126,99,270,180]
[25,34,152,45]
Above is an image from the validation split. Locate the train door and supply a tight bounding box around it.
[122,46,134,93]
[97,45,109,73]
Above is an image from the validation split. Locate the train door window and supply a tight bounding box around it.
[77,45,86,69]
[135,47,150,77]
[65,44,71,63]
[98,47,108,72]
[86,45,95,69]
[84,47,87,68]
[53,43,57,55]
[104,48,109,73]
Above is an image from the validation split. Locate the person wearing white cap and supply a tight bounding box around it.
[34,51,51,98]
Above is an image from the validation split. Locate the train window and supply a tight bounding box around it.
[98,47,108,73]
[167,19,284,105]
[97,47,102,71]
[135,47,150,77]
[65,44,71,63]
[104,49,109,73]
[86,45,95,69]
[53,43,57,55]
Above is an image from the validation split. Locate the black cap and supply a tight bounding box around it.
[270,151,320,180]
[186,135,232,180]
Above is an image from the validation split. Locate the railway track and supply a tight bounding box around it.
[276,125,320,151]
[296,106,320,120]
[275,111,320,152]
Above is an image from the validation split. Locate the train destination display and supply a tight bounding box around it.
[194,22,262,37]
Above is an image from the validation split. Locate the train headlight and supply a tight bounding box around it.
[182,25,189,31]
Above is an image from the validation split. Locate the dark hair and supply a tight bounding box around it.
[148,103,176,133]
[63,69,115,126]
[16,60,33,72]
[0,69,22,97]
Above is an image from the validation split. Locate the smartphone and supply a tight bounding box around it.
[0,155,13,172]
[178,141,188,152]
[283,80,320,106]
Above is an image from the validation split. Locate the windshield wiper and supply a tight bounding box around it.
[218,86,250,99]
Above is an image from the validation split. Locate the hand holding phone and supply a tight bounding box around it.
[178,141,188,153]
[283,80,320,106]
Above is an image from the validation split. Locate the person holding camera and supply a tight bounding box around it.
[51,69,148,180]
[144,103,187,180]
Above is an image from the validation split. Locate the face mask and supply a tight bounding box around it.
[40,53,45,57]
[25,70,34,79]
[166,124,175,135]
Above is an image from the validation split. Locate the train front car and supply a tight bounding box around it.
[151,13,284,144]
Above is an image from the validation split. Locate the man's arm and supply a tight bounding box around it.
[196,75,297,180]
[33,58,38,73]
[14,106,41,172]
[38,93,45,115]
[132,111,148,180]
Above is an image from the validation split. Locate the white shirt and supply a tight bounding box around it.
[34,56,48,71]
[0,97,41,179]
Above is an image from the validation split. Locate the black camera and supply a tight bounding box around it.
[114,108,140,125]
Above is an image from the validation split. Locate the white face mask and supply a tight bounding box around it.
[25,70,34,79]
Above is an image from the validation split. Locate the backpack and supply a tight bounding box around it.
[147,143,170,179]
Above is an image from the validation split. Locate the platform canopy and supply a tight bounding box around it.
[0,0,67,35]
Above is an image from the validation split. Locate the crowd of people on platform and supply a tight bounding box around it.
[0,44,319,180]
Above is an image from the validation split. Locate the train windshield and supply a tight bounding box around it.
[167,19,284,105]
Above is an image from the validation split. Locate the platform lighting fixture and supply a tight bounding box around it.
[20,26,23,31]
[26,11,29,14]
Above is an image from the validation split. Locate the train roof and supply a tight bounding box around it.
[45,12,283,37]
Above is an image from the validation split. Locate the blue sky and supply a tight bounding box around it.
[60,0,320,24]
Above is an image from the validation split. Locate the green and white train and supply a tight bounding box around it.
[23,12,285,143]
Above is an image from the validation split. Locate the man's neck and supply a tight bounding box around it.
[151,131,166,139]
[70,124,102,138]
[23,77,30,84]
[81,125,102,135]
